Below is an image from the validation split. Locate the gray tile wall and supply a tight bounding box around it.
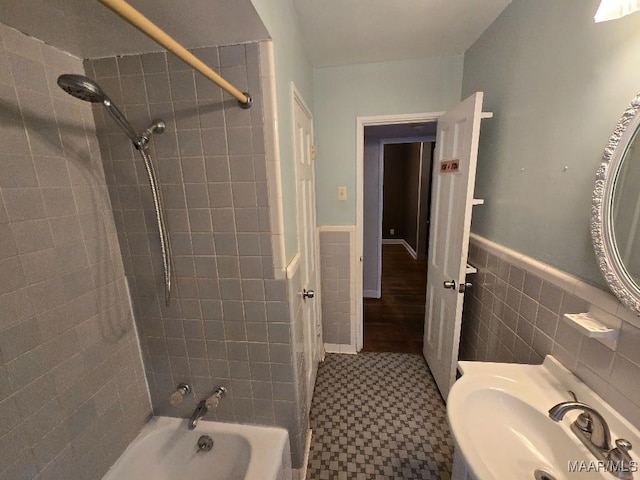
[0,24,151,480]
[319,231,351,345]
[460,238,640,428]
[85,43,306,466]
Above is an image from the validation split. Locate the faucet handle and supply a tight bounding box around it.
[204,386,227,410]
[566,391,594,435]
[612,439,633,458]
[576,412,593,434]
[608,439,634,480]
[169,383,191,406]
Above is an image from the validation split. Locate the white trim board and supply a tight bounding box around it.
[286,252,301,279]
[259,41,286,280]
[381,238,417,259]
[356,112,444,351]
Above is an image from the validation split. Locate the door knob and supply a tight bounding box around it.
[443,280,456,289]
[458,282,473,293]
[302,289,315,300]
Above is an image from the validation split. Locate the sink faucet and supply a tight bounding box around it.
[549,401,635,479]
[549,401,611,451]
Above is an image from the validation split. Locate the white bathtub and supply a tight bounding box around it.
[102,417,291,480]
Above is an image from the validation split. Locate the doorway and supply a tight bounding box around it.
[355,113,443,351]
[361,127,436,353]
[356,95,486,399]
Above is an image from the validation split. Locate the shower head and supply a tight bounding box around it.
[57,74,107,103]
[57,73,140,145]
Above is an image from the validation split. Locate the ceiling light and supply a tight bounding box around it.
[594,0,640,22]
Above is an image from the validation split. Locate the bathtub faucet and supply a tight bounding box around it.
[188,401,208,430]
[188,386,227,430]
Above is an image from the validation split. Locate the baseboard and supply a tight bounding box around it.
[403,240,417,259]
[324,343,357,354]
[363,289,381,298]
[382,238,417,259]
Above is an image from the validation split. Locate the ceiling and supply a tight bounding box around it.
[0,0,268,59]
[0,0,511,65]
[292,0,512,67]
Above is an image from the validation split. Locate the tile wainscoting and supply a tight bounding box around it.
[318,226,357,353]
[461,233,640,428]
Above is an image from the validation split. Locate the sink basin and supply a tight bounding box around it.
[447,356,639,480]
[460,389,605,479]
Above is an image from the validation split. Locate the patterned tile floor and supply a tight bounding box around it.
[307,352,454,480]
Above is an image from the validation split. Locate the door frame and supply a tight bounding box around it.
[356,112,444,351]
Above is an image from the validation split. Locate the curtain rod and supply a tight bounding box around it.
[98,0,252,109]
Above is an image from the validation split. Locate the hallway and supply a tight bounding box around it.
[306,352,453,479]
[363,244,428,354]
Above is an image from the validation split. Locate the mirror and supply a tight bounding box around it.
[592,91,640,314]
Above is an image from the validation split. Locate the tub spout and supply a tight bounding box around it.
[188,401,208,430]
[188,386,227,430]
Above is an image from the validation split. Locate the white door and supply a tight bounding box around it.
[423,92,484,400]
[293,90,321,411]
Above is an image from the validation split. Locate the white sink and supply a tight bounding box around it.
[447,356,640,480]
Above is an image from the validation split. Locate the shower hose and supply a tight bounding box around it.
[138,145,172,306]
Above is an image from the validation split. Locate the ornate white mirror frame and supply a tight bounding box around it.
[592,91,640,315]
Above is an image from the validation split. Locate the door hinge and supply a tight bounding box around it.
[311,145,316,161]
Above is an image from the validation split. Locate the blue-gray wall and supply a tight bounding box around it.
[314,55,463,227]
[250,0,314,263]
[462,0,640,288]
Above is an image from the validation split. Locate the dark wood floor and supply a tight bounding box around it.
[363,244,427,354]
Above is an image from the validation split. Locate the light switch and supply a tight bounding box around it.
[337,186,347,201]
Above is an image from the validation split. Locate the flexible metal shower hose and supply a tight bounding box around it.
[139,146,172,305]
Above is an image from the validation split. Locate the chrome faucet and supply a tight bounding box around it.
[187,386,227,430]
[188,400,208,430]
[549,401,635,479]
[549,401,611,450]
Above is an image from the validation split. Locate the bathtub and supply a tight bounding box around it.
[102,417,291,480]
